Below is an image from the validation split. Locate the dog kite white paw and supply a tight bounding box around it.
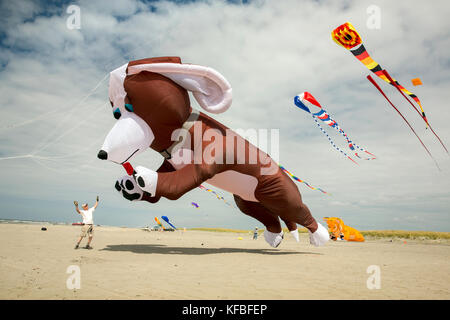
[134,166,158,197]
[264,230,284,248]
[309,223,329,247]
[115,175,143,201]
[290,229,300,242]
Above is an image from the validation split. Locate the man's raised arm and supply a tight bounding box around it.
[74,201,81,214]
[93,196,99,209]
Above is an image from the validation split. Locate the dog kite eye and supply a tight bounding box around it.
[125,104,134,112]
[113,108,121,119]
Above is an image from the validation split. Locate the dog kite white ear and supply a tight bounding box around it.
[127,63,232,114]
[109,63,128,115]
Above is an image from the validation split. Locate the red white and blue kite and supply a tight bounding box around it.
[294,92,376,164]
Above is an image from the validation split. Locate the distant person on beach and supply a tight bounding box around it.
[253,227,258,240]
[73,196,99,250]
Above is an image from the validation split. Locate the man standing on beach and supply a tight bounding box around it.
[74,196,99,250]
[253,227,259,240]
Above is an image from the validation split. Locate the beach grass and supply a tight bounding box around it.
[360,230,450,240]
[190,228,450,240]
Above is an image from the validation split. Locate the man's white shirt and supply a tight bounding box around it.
[80,208,95,224]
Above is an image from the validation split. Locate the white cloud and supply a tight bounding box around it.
[0,0,449,231]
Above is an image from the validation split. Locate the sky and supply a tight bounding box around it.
[0,0,449,231]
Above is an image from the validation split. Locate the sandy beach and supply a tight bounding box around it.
[0,223,448,300]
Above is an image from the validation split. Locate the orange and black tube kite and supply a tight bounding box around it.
[332,22,447,154]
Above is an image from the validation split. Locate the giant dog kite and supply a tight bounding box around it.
[97,57,329,248]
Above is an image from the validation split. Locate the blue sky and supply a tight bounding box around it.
[0,0,449,231]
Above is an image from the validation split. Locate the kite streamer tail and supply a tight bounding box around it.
[278,165,330,195]
[385,77,428,124]
[367,75,441,171]
[347,156,359,165]
[426,120,448,155]
[364,150,377,158]
[198,185,232,206]
[298,92,375,163]
[382,70,448,154]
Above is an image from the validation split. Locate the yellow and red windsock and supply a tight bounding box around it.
[332,22,448,154]
[331,22,362,50]
[332,22,425,118]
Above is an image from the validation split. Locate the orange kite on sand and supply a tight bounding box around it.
[323,217,365,242]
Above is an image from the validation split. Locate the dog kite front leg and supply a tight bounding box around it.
[134,166,158,196]
[135,163,218,201]
[115,160,175,203]
[115,174,161,203]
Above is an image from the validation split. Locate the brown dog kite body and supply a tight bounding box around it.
[98,57,329,248]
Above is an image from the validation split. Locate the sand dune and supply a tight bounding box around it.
[0,223,448,299]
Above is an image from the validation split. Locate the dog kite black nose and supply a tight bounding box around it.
[97,150,108,160]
